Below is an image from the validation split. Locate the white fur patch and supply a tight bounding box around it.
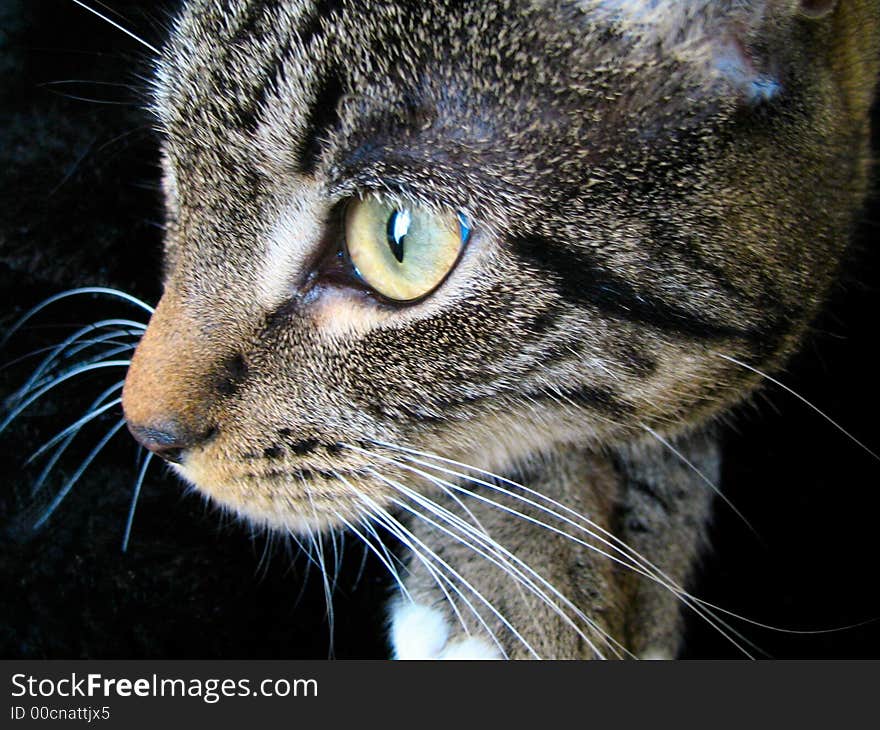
[640,647,674,660]
[390,601,502,660]
[390,602,450,660]
[256,194,322,310]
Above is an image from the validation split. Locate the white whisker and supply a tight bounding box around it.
[286,529,321,575]
[363,499,509,658]
[365,465,615,655]
[1,287,152,349]
[392,447,759,655]
[29,380,126,497]
[365,508,473,642]
[360,490,539,658]
[0,333,136,373]
[327,520,343,596]
[121,450,154,552]
[303,494,335,657]
[353,441,652,578]
[330,471,471,641]
[33,418,127,530]
[0,360,131,435]
[372,469,619,659]
[56,333,139,363]
[355,440,756,656]
[69,0,160,54]
[10,319,145,404]
[26,397,123,465]
[639,423,760,539]
[717,352,880,462]
[336,512,413,604]
[349,527,372,592]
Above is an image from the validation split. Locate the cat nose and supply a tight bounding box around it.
[126,420,213,464]
[122,291,223,463]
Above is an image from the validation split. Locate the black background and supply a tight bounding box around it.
[1,0,879,659]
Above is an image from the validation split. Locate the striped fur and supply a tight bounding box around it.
[119,0,880,657]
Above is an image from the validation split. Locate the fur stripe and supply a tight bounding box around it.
[236,0,342,134]
[296,68,346,175]
[298,0,344,47]
[510,234,754,341]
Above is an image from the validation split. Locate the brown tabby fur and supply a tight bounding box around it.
[121,0,880,658]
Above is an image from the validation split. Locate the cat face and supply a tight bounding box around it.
[121,0,878,532]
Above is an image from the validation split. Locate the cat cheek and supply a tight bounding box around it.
[305,285,396,337]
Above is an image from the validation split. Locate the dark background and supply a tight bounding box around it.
[1,0,879,659]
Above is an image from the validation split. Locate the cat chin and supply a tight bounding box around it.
[167,461,361,535]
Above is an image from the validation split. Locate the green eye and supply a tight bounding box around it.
[345,197,471,302]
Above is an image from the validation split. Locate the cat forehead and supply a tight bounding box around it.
[152,0,747,207]
[154,0,596,119]
[153,0,744,125]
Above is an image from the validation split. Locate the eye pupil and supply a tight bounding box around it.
[386,208,412,263]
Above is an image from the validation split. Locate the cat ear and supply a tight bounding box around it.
[591,0,839,102]
[591,0,837,32]
[719,0,841,100]
[798,0,836,19]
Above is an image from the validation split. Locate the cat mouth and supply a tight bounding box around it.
[168,450,392,533]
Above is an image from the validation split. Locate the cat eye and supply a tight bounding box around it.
[344,197,471,302]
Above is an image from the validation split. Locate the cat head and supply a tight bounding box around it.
[121,0,878,531]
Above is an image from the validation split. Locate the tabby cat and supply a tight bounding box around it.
[9,0,880,659]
